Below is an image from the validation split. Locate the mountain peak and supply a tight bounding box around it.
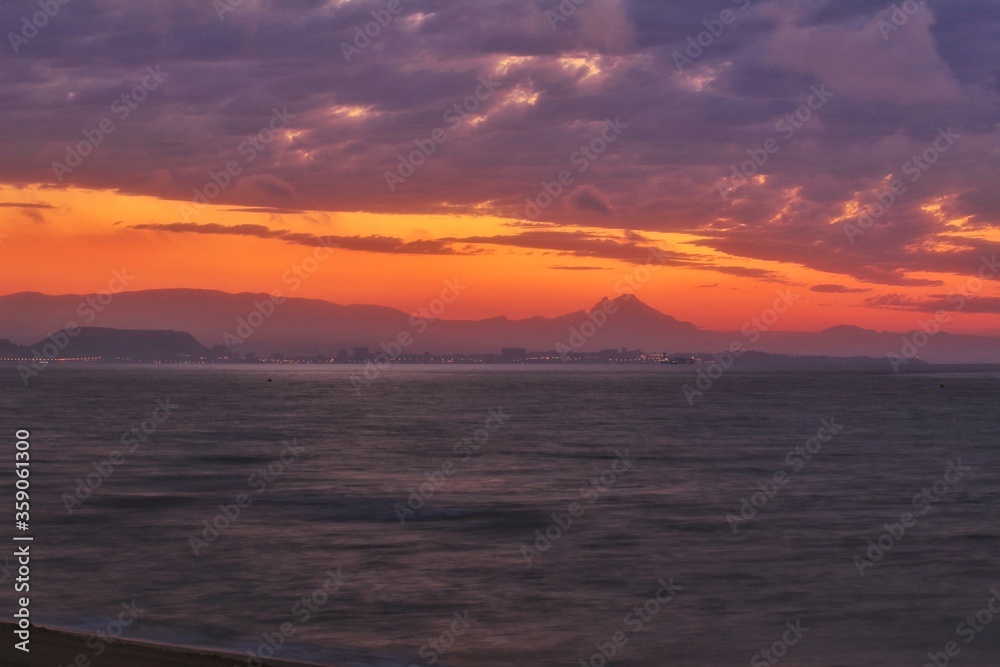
[820,324,878,335]
[591,293,648,311]
[588,294,700,332]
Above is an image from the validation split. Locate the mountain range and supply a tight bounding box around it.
[1,289,998,364]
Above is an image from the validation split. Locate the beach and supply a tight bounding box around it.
[0,622,333,667]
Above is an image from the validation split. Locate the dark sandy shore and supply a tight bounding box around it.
[0,622,336,667]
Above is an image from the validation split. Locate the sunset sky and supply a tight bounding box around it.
[1,0,999,333]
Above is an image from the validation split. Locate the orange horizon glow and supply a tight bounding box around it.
[2,184,999,334]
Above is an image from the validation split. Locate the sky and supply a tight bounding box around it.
[1,0,999,333]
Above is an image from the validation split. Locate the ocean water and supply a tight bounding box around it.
[1,364,999,666]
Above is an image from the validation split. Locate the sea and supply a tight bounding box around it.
[1,364,999,666]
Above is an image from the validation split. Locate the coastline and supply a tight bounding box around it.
[0,622,339,667]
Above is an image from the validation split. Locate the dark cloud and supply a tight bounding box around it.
[571,187,612,215]
[707,265,785,281]
[222,207,306,214]
[129,221,789,281]
[865,293,1000,314]
[452,229,786,279]
[0,0,997,287]
[811,284,870,293]
[129,222,473,255]
[452,230,697,266]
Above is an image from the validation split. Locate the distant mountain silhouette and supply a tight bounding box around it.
[1,289,999,363]
[0,338,24,358]
[1,327,208,361]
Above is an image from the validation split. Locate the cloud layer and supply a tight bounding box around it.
[2,0,998,289]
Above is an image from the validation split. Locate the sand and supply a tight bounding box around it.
[0,622,337,667]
